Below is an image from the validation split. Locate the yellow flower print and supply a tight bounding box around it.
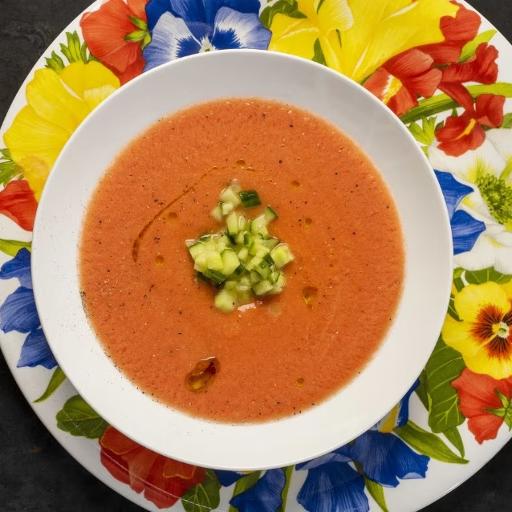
[4,61,119,199]
[269,0,353,69]
[443,281,512,379]
[269,0,458,83]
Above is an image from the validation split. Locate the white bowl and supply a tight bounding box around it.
[32,50,452,471]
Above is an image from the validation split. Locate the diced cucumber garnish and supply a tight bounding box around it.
[221,202,235,215]
[220,186,241,207]
[239,190,261,208]
[253,280,273,295]
[238,247,249,261]
[251,215,268,235]
[215,289,237,313]
[271,243,294,269]
[186,183,294,312]
[222,250,240,276]
[264,206,278,223]
[206,251,223,271]
[211,205,223,222]
[188,242,205,259]
[202,269,226,285]
[226,211,239,235]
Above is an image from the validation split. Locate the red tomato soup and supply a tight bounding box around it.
[80,99,404,423]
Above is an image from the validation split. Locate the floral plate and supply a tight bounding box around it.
[1,0,512,510]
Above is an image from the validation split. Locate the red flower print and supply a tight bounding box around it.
[365,50,442,116]
[0,180,37,231]
[433,42,502,156]
[365,2,481,116]
[100,426,205,508]
[435,93,505,156]
[452,369,512,444]
[442,43,499,85]
[420,1,481,64]
[81,0,148,84]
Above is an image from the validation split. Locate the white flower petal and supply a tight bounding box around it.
[486,128,512,162]
[495,246,512,274]
[429,140,505,183]
[454,234,496,270]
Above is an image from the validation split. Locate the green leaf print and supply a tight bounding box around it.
[312,39,327,65]
[501,113,512,129]
[34,367,66,403]
[0,239,31,257]
[443,426,465,458]
[464,267,512,286]
[395,421,468,464]
[365,478,388,512]
[0,148,22,185]
[401,83,512,124]
[260,0,306,29]
[182,470,221,512]
[422,338,465,433]
[56,395,108,439]
[408,117,437,147]
[459,29,497,62]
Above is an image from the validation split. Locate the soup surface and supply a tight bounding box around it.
[80,98,404,423]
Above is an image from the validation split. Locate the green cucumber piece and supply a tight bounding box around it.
[220,186,241,207]
[246,255,262,271]
[271,243,294,268]
[255,260,271,279]
[215,289,237,313]
[243,232,253,246]
[238,247,249,261]
[206,251,223,271]
[222,250,240,276]
[224,280,237,290]
[194,253,208,271]
[239,190,261,207]
[211,205,223,222]
[253,280,273,295]
[261,238,279,250]
[202,269,226,285]
[221,202,235,215]
[236,289,253,304]
[226,211,239,235]
[250,271,261,284]
[188,242,205,259]
[271,273,286,293]
[264,206,278,223]
[251,215,268,235]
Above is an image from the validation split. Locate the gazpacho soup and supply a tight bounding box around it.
[80,98,404,423]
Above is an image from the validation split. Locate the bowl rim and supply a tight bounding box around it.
[32,48,453,471]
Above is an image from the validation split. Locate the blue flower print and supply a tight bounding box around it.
[295,383,429,512]
[435,170,486,255]
[215,470,244,486]
[215,469,287,512]
[146,0,261,30]
[230,469,286,512]
[0,286,39,333]
[0,248,56,369]
[0,247,32,288]
[17,327,57,369]
[144,0,271,70]
[297,461,368,512]
[340,431,428,487]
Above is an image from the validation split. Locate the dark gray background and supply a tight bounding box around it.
[1,1,511,510]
